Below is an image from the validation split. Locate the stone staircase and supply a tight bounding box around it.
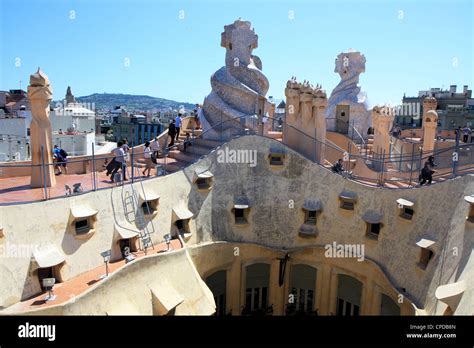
[355,134,374,160]
[267,131,283,142]
[159,129,223,173]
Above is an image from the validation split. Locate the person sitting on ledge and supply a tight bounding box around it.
[332,158,344,174]
[182,133,192,151]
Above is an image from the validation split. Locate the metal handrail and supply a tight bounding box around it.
[1,113,474,206]
[350,123,366,146]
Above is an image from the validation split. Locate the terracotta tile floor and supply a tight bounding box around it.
[0,156,185,205]
[15,239,183,312]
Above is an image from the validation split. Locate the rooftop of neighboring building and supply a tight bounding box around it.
[54,103,96,117]
[418,85,472,99]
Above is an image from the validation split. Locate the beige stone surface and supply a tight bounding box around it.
[27,69,56,188]
[422,97,439,155]
[0,135,472,315]
[14,248,215,315]
[372,106,395,157]
[284,78,327,163]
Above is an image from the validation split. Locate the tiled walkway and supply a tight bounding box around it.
[1,148,473,204]
[0,156,184,204]
[13,239,182,312]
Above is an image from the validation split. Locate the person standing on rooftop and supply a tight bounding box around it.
[151,136,160,157]
[462,126,471,143]
[175,113,182,141]
[195,104,202,129]
[110,141,127,182]
[168,120,176,148]
[122,138,130,157]
[142,141,154,177]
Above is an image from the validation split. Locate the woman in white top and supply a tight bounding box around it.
[196,104,203,129]
[142,141,154,177]
[150,136,160,157]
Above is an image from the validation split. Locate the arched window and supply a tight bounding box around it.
[380,294,400,315]
[245,263,270,312]
[336,274,362,316]
[287,264,317,315]
[206,270,227,316]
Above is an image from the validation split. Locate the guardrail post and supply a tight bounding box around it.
[131,144,135,184]
[314,128,317,163]
[399,146,403,171]
[348,142,352,174]
[191,126,195,156]
[418,146,423,173]
[351,119,354,142]
[41,145,47,200]
[408,143,415,186]
[453,137,459,177]
[380,149,385,187]
[92,142,96,191]
[365,140,368,161]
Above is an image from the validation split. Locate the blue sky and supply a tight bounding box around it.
[0,0,473,106]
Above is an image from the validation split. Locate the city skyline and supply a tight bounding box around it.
[1,0,473,107]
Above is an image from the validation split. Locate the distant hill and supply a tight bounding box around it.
[69,93,195,112]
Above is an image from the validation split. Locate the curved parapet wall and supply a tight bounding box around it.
[12,242,415,315]
[6,249,215,315]
[202,20,270,139]
[0,135,473,315]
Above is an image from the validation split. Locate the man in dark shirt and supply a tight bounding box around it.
[168,120,176,147]
[419,160,436,186]
[332,159,344,174]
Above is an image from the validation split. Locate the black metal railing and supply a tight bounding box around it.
[1,113,473,205]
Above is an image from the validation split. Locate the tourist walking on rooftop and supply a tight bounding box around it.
[122,138,130,161]
[110,141,128,182]
[277,117,283,131]
[142,141,154,177]
[168,120,176,148]
[419,161,436,186]
[195,104,202,129]
[454,126,461,143]
[426,155,437,168]
[175,113,182,141]
[151,136,160,157]
[392,125,401,138]
[462,126,471,143]
[53,145,68,175]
